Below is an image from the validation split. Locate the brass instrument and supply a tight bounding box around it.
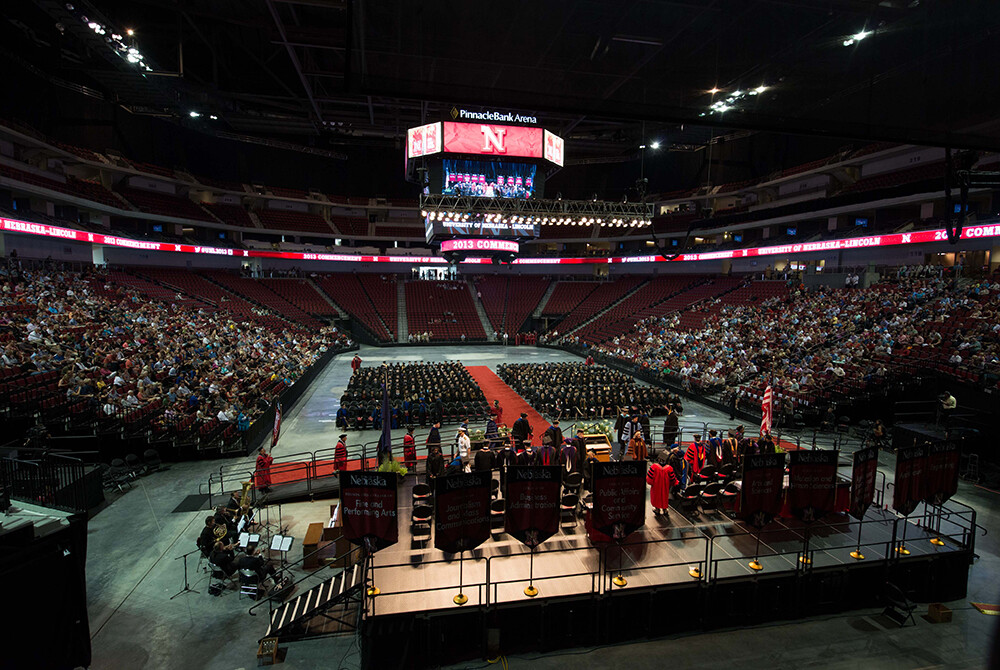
[213,524,228,539]
[239,480,253,508]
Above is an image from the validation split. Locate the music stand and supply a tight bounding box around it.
[270,534,294,567]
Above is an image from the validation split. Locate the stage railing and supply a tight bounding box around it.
[602,535,710,590]
[486,545,602,607]
[0,450,91,513]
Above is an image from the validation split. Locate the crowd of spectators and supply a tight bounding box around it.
[588,273,1000,418]
[337,362,488,429]
[0,259,351,443]
[496,362,674,419]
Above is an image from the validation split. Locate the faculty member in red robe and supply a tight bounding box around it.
[402,425,417,473]
[334,433,348,471]
[350,355,362,372]
[646,452,680,515]
[683,434,706,483]
[255,447,273,492]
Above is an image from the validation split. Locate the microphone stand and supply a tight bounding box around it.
[170,549,201,599]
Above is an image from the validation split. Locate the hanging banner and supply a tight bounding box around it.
[892,442,928,517]
[787,449,838,522]
[923,440,960,505]
[504,466,561,547]
[849,445,879,521]
[591,461,646,540]
[434,471,491,554]
[341,471,398,552]
[271,398,282,448]
[739,452,786,528]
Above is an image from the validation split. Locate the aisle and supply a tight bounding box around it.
[466,365,548,446]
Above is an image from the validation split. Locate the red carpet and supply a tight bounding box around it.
[466,365,547,446]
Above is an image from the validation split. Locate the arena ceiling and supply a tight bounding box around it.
[5,0,1000,162]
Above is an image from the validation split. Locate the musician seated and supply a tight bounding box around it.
[197,516,219,557]
[210,540,238,576]
[236,546,278,582]
[213,507,238,542]
[225,491,242,517]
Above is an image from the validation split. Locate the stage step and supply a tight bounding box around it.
[263,559,363,641]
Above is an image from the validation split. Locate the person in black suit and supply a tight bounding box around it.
[210,540,238,576]
[197,516,219,557]
[236,546,278,582]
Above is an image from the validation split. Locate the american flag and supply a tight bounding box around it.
[760,385,773,435]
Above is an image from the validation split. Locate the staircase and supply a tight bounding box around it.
[467,279,496,341]
[307,278,348,318]
[263,559,364,642]
[397,281,408,343]
[561,279,649,338]
[533,280,558,318]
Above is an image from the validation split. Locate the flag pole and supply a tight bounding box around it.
[454,548,468,605]
[524,546,538,597]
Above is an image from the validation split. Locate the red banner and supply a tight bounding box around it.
[787,450,838,522]
[739,453,786,528]
[923,440,960,505]
[341,471,398,552]
[849,445,879,521]
[434,471,491,554]
[270,398,282,448]
[591,461,646,541]
[442,122,544,160]
[893,443,928,517]
[504,466,561,548]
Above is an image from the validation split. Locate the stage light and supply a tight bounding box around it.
[189,111,201,118]
[708,87,720,94]
[126,28,135,36]
[753,85,767,94]
[650,141,660,150]
[639,144,646,150]
[209,115,218,120]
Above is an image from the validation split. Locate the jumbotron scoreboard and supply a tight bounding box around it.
[405,109,566,260]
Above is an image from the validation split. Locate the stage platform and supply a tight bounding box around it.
[361,476,976,668]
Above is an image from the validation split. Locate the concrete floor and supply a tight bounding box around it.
[84,345,1000,670]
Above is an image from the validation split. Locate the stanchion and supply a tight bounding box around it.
[524,546,538,597]
[850,521,865,560]
[454,550,468,605]
[895,517,911,555]
[749,531,763,571]
[366,552,380,596]
[929,504,945,546]
[798,525,812,565]
[612,542,628,587]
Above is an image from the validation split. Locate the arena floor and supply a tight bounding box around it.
[84,345,1000,670]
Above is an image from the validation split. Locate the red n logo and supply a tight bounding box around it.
[481,125,507,153]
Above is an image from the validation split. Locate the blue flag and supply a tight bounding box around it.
[377,381,392,462]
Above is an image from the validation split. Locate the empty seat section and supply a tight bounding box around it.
[257,208,333,235]
[405,280,485,341]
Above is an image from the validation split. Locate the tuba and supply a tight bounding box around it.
[239,480,253,508]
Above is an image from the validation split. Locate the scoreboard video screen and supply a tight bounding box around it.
[441,159,538,199]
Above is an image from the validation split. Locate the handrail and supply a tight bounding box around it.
[248,541,363,617]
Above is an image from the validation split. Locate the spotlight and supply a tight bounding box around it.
[753,85,767,94]
[650,141,660,150]
[209,115,218,120]
[189,111,201,118]
[126,28,135,36]
[708,87,720,94]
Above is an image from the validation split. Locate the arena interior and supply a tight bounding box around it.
[1,2,999,669]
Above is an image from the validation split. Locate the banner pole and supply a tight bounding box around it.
[850,519,865,560]
[749,530,763,571]
[524,546,538,597]
[454,549,468,605]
